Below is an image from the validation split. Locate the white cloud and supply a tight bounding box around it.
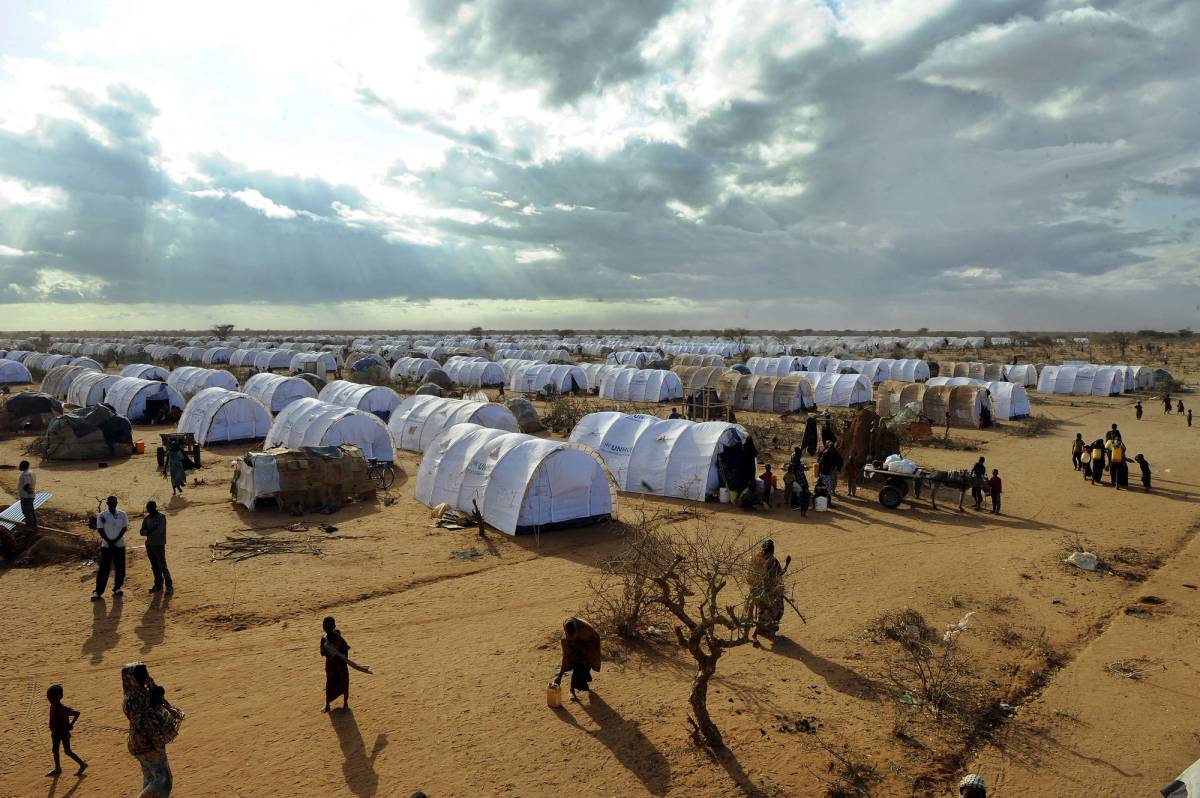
[232,188,298,219]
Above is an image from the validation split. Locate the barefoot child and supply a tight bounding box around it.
[46,684,87,776]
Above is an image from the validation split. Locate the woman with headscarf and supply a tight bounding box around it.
[554,617,601,702]
[751,539,791,643]
[166,443,186,496]
[122,662,182,798]
[1090,439,1106,485]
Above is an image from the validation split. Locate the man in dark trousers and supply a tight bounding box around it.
[17,460,37,532]
[970,457,987,510]
[91,496,128,600]
[139,501,172,594]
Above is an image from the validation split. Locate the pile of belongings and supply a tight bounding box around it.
[883,454,919,475]
[0,391,63,431]
[42,403,134,460]
[231,445,373,512]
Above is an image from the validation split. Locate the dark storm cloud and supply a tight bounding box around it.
[415,0,678,105]
[3,0,1200,324]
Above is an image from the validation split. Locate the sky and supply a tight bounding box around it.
[0,0,1198,332]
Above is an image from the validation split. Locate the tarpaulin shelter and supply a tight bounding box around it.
[42,403,134,460]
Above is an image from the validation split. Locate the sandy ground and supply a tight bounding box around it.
[1,385,1197,797]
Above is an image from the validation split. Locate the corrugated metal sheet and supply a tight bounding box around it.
[0,491,53,530]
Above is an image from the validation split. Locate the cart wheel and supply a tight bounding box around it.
[879,485,903,509]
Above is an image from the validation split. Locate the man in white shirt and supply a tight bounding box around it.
[17,460,37,532]
[92,495,128,600]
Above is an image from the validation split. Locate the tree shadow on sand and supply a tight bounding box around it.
[552,692,672,795]
[329,708,387,798]
[768,637,882,700]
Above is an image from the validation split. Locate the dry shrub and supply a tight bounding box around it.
[1008,416,1060,437]
[811,734,882,798]
[868,609,990,728]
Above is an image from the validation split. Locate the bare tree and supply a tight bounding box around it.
[1107,331,1134,359]
[592,511,800,748]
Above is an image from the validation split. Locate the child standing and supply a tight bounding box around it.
[46,684,87,777]
[759,464,777,508]
[988,469,1002,514]
[845,455,860,497]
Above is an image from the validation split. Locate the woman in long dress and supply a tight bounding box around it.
[122,662,182,798]
[321,616,352,712]
[752,539,791,642]
[166,443,186,496]
[555,617,601,702]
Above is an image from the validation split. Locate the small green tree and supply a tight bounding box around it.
[210,323,236,339]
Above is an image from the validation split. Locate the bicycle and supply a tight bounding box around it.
[367,459,395,490]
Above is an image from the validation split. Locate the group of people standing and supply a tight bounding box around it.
[1071,423,1151,491]
[91,496,173,601]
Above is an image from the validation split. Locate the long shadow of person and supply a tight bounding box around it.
[580,693,671,795]
[329,708,387,798]
[769,636,881,700]
[82,596,122,665]
[135,592,169,654]
[45,772,86,798]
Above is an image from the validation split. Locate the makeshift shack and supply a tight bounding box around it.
[42,403,135,460]
[231,445,374,511]
[0,391,63,431]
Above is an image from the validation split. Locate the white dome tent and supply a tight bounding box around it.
[167,367,239,400]
[1002,364,1038,387]
[289,352,339,376]
[441,358,506,388]
[507,363,588,394]
[318,380,402,421]
[177,388,273,444]
[569,412,752,502]
[0,359,33,384]
[265,398,395,461]
[598,369,683,403]
[105,378,186,422]
[120,364,169,381]
[415,423,614,536]
[388,395,519,453]
[746,356,801,377]
[925,377,1030,420]
[243,373,318,413]
[252,349,297,372]
[66,372,121,407]
[802,373,873,407]
[579,363,630,393]
[40,364,98,398]
[390,357,441,381]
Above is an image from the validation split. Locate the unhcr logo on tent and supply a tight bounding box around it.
[601,442,632,455]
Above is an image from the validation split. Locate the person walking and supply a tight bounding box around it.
[1177,400,1185,415]
[969,457,987,510]
[1109,438,1127,489]
[1163,394,1172,414]
[17,460,37,532]
[1071,434,1085,471]
[751,539,791,644]
[988,469,1002,514]
[93,496,128,600]
[139,502,172,594]
[122,662,183,798]
[555,617,601,703]
[818,442,844,506]
[166,443,186,496]
[1189,409,1193,428]
[1134,401,1143,420]
[1090,440,1106,485]
[45,684,87,777]
[1135,454,1152,491]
